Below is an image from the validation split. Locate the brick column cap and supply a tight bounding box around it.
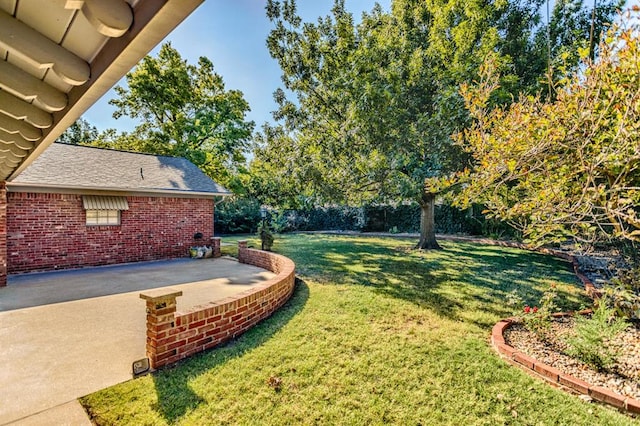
[140,288,183,301]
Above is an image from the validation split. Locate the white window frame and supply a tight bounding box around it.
[86,209,121,226]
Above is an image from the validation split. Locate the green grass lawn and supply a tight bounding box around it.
[81,234,637,425]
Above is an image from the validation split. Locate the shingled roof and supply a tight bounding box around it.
[8,143,230,197]
[0,0,203,181]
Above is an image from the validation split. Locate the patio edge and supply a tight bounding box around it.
[140,241,295,369]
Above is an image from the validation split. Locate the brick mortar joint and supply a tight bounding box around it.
[146,250,296,368]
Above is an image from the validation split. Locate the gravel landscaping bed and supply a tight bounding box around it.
[505,318,640,400]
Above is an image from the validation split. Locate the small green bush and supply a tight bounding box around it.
[215,197,261,234]
[565,303,628,371]
[601,267,640,320]
[258,221,274,251]
[511,285,558,340]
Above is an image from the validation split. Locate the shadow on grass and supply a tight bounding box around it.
[276,234,587,326]
[151,277,309,424]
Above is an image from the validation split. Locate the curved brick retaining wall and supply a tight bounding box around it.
[140,241,295,369]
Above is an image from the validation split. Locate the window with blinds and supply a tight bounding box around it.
[86,209,121,226]
[82,196,128,226]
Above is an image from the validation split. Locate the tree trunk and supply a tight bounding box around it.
[416,191,442,250]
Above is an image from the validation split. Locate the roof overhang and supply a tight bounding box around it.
[0,0,204,182]
[5,181,231,199]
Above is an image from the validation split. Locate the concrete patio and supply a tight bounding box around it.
[0,257,274,425]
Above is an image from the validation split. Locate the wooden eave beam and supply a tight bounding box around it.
[65,0,134,38]
[0,130,37,151]
[8,0,205,181]
[0,91,53,129]
[0,114,41,141]
[0,61,67,112]
[0,9,90,85]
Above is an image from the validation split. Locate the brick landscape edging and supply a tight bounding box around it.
[140,241,295,369]
[443,235,640,413]
[491,318,640,415]
[314,232,631,411]
[466,235,638,414]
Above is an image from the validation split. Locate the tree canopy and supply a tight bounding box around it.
[56,118,99,145]
[453,14,639,246]
[254,0,621,248]
[72,43,255,192]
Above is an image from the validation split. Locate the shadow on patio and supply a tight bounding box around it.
[0,256,277,424]
[1,257,274,312]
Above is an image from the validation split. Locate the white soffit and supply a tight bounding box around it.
[0,0,204,182]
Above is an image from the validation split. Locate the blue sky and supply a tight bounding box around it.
[83,0,391,133]
[83,0,637,134]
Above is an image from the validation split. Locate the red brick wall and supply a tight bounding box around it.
[142,242,296,369]
[7,192,214,274]
[0,182,6,286]
[237,241,284,273]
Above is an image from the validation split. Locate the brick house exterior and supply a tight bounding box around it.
[1,143,229,283]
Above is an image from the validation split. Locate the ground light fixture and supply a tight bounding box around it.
[260,206,267,250]
[132,358,150,376]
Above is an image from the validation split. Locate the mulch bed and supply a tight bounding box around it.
[505,317,640,400]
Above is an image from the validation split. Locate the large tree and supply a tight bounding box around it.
[453,16,640,247]
[257,0,620,248]
[105,42,255,191]
[499,0,624,97]
[56,118,99,145]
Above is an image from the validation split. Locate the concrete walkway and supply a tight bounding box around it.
[0,257,274,425]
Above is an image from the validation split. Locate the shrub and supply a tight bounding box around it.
[271,202,519,237]
[565,303,628,371]
[215,197,261,234]
[521,285,558,340]
[507,285,558,341]
[258,221,274,251]
[363,204,419,233]
[601,266,640,320]
[277,206,366,232]
[267,209,288,234]
[217,197,520,238]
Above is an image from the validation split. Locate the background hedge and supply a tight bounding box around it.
[215,197,518,239]
[214,197,262,234]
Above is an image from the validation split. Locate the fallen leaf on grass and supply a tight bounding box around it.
[267,375,283,392]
